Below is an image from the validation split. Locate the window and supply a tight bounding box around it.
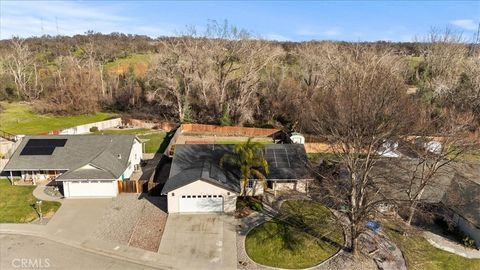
[172,193,175,196]
[247,180,255,188]
[187,195,191,198]
[181,195,185,198]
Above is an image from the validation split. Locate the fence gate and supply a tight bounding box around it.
[118,180,145,193]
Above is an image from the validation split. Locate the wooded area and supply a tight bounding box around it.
[1,22,478,136]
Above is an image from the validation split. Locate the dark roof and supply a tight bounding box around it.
[442,165,480,227]
[4,135,139,180]
[373,160,480,226]
[161,144,312,194]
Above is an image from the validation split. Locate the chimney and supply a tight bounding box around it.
[117,154,122,159]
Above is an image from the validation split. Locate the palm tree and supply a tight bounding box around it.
[220,138,269,197]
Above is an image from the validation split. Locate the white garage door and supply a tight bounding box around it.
[66,180,117,197]
[179,195,224,213]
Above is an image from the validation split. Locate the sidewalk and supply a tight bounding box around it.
[424,231,480,259]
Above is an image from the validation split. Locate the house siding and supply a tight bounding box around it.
[275,179,308,193]
[167,180,237,213]
[121,139,143,180]
[454,213,480,249]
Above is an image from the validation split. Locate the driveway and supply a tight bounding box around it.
[0,234,156,270]
[158,214,237,270]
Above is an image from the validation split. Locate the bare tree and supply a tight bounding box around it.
[310,46,415,255]
[4,37,43,100]
[394,108,476,225]
[418,27,468,99]
[148,37,197,122]
[43,54,103,114]
[200,21,283,124]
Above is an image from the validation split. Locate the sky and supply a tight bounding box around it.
[1,1,479,42]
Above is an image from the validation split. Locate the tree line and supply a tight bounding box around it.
[1,22,479,255]
[1,23,478,132]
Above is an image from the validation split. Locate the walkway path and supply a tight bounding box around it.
[424,231,480,259]
[33,185,62,202]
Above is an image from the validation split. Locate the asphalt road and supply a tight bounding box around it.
[0,234,155,270]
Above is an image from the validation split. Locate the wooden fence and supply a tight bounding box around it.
[181,124,278,137]
[118,180,148,193]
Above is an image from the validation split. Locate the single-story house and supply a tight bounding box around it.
[374,160,480,248]
[3,135,143,198]
[161,144,313,213]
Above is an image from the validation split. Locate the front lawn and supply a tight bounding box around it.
[245,200,344,269]
[386,223,480,270]
[0,179,61,223]
[93,128,167,153]
[0,102,115,135]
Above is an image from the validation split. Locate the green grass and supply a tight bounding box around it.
[386,224,480,270]
[0,179,61,223]
[245,200,344,269]
[104,53,153,76]
[93,128,166,153]
[0,102,115,135]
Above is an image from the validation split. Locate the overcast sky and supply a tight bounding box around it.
[1,1,479,41]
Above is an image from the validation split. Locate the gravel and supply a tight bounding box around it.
[128,196,167,252]
[92,194,167,250]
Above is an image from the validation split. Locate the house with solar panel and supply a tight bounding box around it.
[161,144,313,213]
[3,135,143,198]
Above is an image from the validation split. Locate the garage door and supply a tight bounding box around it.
[66,180,117,197]
[179,195,224,213]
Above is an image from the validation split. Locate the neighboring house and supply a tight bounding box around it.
[442,173,480,248]
[3,135,143,198]
[161,144,312,213]
[374,160,480,248]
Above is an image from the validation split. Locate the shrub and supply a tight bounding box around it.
[89,126,99,132]
[463,236,477,249]
[250,201,263,212]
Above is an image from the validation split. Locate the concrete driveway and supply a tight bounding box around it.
[158,214,237,270]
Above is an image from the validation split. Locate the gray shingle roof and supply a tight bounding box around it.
[373,160,480,226]
[4,135,138,180]
[161,144,311,194]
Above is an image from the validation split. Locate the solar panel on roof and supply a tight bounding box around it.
[25,139,67,148]
[20,139,67,156]
[20,147,55,155]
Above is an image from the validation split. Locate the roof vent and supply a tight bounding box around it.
[117,154,122,159]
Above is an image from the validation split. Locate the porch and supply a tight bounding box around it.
[6,170,64,186]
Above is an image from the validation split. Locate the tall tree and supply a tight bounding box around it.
[4,37,43,100]
[396,108,475,225]
[220,138,269,197]
[310,45,415,255]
